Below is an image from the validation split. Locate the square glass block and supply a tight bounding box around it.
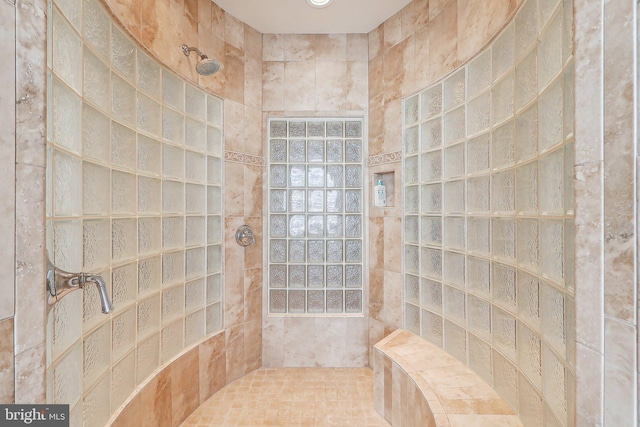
[345,140,362,162]
[308,140,324,163]
[83,219,110,271]
[308,265,324,288]
[517,218,540,270]
[270,139,287,162]
[288,240,306,263]
[467,133,490,174]
[345,165,362,188]
[421,216,442,246]
[185,118,206,151]
[542,343,568,424]
[538,10,563,89]
[516,47,538,112]
[288,120,306,137]
[517,160,539,214]
[405,126,419,155]
[515,0,539,53]
[443,251,465,288]
[493,350,519,410]
[309,120,326,137]
[53,151,82,217]
[420,184,442,213]
[492,73,515,125]
[138,134,162,176]
[308,215,324,237]
[269,265,287,288]
[137,51,161,99]
[518,323,542,390]
[444,320,467,363]
[327,140,344,163]
[206,215,222,245]
[467,294,492,340]
[467,49,492,98]
[308,190,324,212]
[162,107,185,145]
[468,333,493,385]
[162,180,185,214]
[287,215,304,237]
[206,274,222,304]
[467,217,490,255]
[326,240,343,262]
[518,374,544,427]
[269,289,287,313]
[307,240,325,263]
[444,106,465,144]
[345,290,362,313]
[207,186,222,214]
[163,143,184,179]
[444,285,466,323]
[345,240,362,263]
[110,122,136,171]
[492,120,515,169]
[492,170,515,213]
[326,265,343,287]
[326,165,344,188]
[83,46,111,111]
[516,105,538,162]
[443,216,465,250]
[326,290,344,313]
[540,219,565,284]
[186,216,206,246]
[345,190,362,213]
[539,79,563,153]
[270,190,287,213]
[493,307,517,361]
[345,265,362,288]
[345,121,362,137]
[405,94,420,125]
[467,176,490,213]
[492,22,515,81]
[345,215,361,238]
[270,120,287,137]
[270,239,287,263]
[185,151,205,182]
[205,302,222,334]
[83,0,109,59]
[443,68,465,111]
[420,84,443,120]
[420,118,443,151]
[111,73,136,127]
[185,84,206,120]
[444,180,465,213]
[421,150,442,182]
[82,104,110,163]
[492,261,517,311]
[492,217,515,260]
[308,165,325,187]
[467,91,491,136]
[112,218,137,263]
[421,310,443,347]
[404,245,420,275]
[539,148,564,214]
[52,8,82,93]
[467,256,490,297]
[404,303,420,334]
[405,215,419,243]
[421,247,442,280]
[138,218,161,256]
[207,127,222,155]
[111,26,136,81]
[138,176,161,214]
[289,140,306,162]
[52,77,82,154]
[288,265,306,287]
[288,164,306,187]
[307,290,325,313]
[518,271,541,330]
[444,143,465,179]
[207,156,222,185]
[162,70,184,111]
[421,278,442,313]
[326,215,343,237]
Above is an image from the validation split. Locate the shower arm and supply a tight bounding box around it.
[46,256,114,314]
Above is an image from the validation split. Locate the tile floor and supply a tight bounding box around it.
[180,367,390,427]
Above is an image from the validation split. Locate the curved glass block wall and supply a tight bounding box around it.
[267,118,365,314]
[45,0,223,424]
[403,0,575,425]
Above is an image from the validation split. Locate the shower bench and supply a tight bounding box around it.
[373,329,524,427]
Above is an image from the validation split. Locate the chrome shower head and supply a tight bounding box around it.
[182,44,221,76]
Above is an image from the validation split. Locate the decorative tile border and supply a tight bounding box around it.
[367,151,402,166]
[224,151,266,166]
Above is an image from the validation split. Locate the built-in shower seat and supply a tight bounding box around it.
[373,329,524,427]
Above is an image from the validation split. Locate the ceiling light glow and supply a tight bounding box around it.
[307,0,332,8]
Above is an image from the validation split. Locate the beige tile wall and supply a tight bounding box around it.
[261,33,371,368]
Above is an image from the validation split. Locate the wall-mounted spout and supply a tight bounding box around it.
[47,256,114,314]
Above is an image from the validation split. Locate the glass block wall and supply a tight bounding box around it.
[403,0,575,425]
[268,118,365,314]
[45,0,223,424]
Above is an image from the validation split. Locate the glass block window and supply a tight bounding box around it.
[268,118,364,314]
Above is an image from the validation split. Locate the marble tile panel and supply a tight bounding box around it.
[243,217,263,270]
[243,267,262,322]
[383,216,403,272]
[315,61,347,111]
[110,393,141,427]
[282,317,316,367]
[223,161,244,216]
[184,0,197,20]
[369,25,383,60]
[196,0,211,31]
[284,34,316,61]
[170,346,200,426]
[575,342,603,426]
[104,0,141,40]
[244,54,263,112]
[414,0,430,28]
[223,268,244,328]
[243,164,263,217]
[603,317,636,427]
[210,2,225,40]
[261,316,285,367]
[401,1,418,40]
[347,34,368,61]
[315,34,347,61]
[140,367,172,427]
[224,12,244,51]
[427,0,459,83]
[243,318,262,372]
[368,106,385,156]
[225,324,245,382]
[383,100,403,153]
[457,0,516,61]
[368,54,385,111]
[430,0,450,19]
[314,317,347,367]
[345,316,370,367]
[198,332,226,403]
[15,342,46,403]
[414,25,431,92]
[369,267,385,321]
[369,217,384,268]
[0,318,14,403]
[382,271,404,328]
[223,44,245,104]
[384,10,403,49]
[344,61,368,111]
[262,61,285,111]
[263,34,285,61]
[284,60,316,111]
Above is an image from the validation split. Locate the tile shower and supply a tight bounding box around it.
[46,0,223,424]
[402,0,575,425]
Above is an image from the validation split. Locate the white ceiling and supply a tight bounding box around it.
[213,0,413,34]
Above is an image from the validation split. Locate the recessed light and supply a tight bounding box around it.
[307,0,332,8]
